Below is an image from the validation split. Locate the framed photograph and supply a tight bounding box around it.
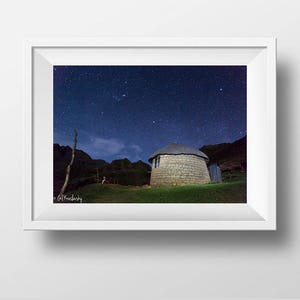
[23,38,276,230]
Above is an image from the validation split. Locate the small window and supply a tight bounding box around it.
[154,156,160,168]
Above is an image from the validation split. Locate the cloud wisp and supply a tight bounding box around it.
[54,129,145,162]
[92,137,125,156]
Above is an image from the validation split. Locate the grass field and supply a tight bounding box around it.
[64,173,246,203]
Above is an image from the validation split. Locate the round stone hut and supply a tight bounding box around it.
[148,143,210,186]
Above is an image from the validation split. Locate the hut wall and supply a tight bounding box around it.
[150,154,210,186]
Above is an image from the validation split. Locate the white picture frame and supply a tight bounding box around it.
[23,37,276,231]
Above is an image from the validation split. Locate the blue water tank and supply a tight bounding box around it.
[209,163,222,183]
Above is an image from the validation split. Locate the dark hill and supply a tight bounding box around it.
[200,136,246,172]
[53,143,93,162]
[53,144,150,196]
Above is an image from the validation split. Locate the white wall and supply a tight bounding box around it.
[0,0,299,299]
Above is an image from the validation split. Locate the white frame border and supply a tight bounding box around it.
[23,38,276,231]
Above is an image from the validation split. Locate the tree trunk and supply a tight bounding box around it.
[58,129,78,200]
[96,168,99,183]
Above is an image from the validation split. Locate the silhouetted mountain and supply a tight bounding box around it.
[53,143,93,162]
[53,144,151,196]
[200,136,246,172]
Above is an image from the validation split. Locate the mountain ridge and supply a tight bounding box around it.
[53,144,151,196]
[53,136,246,196]
[200,136,246,172]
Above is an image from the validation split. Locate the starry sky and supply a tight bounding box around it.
[54,66,246,163]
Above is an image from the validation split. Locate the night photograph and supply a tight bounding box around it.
[53,65,247,203]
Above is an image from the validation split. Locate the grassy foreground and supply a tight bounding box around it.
[65,175,246,203]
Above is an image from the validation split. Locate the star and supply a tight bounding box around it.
[54,65,246,162]
[113,95,122,102]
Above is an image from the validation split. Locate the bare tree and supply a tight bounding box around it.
[58,129,78,200]
[96,167,99,183]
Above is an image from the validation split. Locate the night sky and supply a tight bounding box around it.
[54,66,246,163]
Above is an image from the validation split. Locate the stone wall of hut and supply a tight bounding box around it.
[150,154,210,186]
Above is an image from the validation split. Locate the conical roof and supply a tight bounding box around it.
[148,143,208,162]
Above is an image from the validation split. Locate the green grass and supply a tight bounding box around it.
[65,175,246,203]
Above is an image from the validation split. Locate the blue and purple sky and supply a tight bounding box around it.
[54,66,246,163]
